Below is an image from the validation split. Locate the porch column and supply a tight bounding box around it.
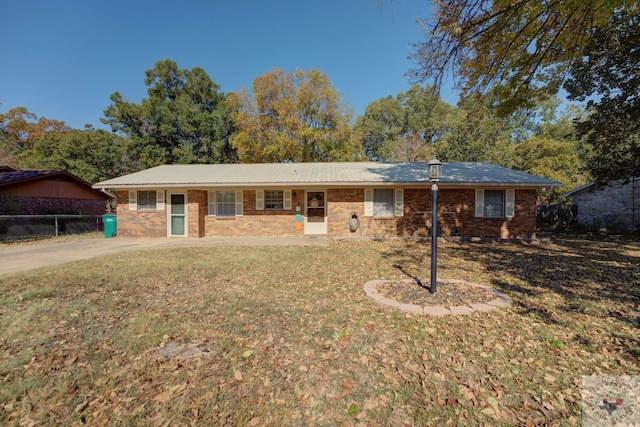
[187,190,207,238]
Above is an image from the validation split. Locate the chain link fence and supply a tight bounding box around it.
[0,215,104,243]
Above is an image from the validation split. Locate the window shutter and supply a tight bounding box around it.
[394,189,404,217]
[129,191,137,211]
[364,189,373,216]
[208,191,216,216]
[283,190,292,210]
[156,190,165,211]
[256,190,264,210]
[505,189,515,218]
[235,191,243,216]
[475,189,484,217]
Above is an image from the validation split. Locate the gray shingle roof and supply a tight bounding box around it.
[93,162,562,189]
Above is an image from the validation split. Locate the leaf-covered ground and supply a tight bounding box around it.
[377,280,496,307]
[0,235,638,426]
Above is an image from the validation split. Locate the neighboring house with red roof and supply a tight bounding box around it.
[0,166,113,215]
[93,162,561,240]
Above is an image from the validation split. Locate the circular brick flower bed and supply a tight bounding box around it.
[364,278,511,316]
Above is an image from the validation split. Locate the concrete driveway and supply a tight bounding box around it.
[0,236,328,276]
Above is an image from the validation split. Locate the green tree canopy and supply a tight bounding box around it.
[230,68,363,163]
[102,59,237,168]
[511,136,582,204]
[0,106,68,167]
[355,96,404,161]
[19,126,131,183]
[564,10,640,181]
[355,85,453,162]
[434,95,511,165]
[410,0,639,181]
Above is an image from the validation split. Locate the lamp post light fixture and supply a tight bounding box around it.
[428,158,442,294]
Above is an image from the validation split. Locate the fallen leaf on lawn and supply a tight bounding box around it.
[64,356,78,366]
[348,403,358,414]
[242,350,254,359]
[487,397,499,410]
[153,391,171,403]
[234,370,243,381]
[170,383,186,395]
[341,378,354,398]
[481,407,495,416]
[294,384,303,398]
[544,374,556,383]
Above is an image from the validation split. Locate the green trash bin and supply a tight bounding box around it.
[102,214,117,238]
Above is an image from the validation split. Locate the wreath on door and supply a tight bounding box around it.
[309,193,323,208]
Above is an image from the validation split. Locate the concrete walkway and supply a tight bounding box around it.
[0,236,328,276]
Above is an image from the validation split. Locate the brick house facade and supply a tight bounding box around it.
[97,162,559,240]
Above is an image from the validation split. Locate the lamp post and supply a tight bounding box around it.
[428,158,442,294]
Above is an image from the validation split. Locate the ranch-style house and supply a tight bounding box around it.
[92,162,561,239]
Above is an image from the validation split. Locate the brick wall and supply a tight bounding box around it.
[115,191,166,238]
[327,188,537,239]
[0,195,107,215]
[434,188,536,239]
[115,187,538,239]
[205,190,306,237]
[188,190,207,238]
[572,178,639,230]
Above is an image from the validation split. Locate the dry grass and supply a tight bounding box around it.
[0,235,638,426]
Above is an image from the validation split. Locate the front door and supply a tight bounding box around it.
[304,190,327,235]
[168,193,187,237]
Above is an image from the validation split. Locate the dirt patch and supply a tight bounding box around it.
[153,339,212,361]
[377,279,496,307]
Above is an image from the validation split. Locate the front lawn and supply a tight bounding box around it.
[1,236,638,425]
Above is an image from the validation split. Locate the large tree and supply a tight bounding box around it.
[564,10,640,181]
[102,59,237,168]
[19,126,131,183]
[0,106,68,167]
[410,0,639,181]
[230,68,363,163]
[434,94,511,164]
[356,96,404,161]
[355,85,452,162]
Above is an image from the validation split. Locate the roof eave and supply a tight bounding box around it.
[93,181,562,189]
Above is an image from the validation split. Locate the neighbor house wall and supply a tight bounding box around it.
[571,178,639,230]
[0,176,110,215]
[0,176,105,199]
[0,195,107,215]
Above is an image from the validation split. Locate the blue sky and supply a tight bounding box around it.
[0,0,458,130]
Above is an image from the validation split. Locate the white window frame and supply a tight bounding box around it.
[264,190,284,210]
[365,188,404,217]
[256,190,292,211]
[132,190,164,211]
[475,189,515,218]
[217,191,236,217]
[208,190,243,217]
